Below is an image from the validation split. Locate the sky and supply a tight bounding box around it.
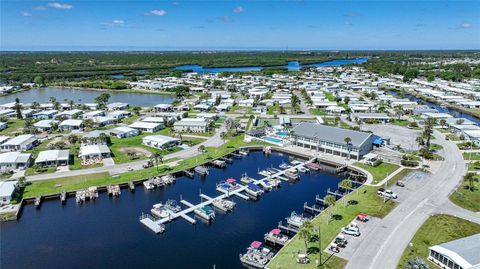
[1,0,479,51]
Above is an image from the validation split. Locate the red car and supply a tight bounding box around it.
[356,213,369,222]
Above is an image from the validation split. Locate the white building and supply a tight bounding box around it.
[0,135,37,152]
[35,150,70,167]
[173,118,209,132]
[429,234,480,269]
[78,145,111,160]
[0,152,32,172]
[0,180,17,204]
[143,135,180,149]
[129,121,164,133]
[109,126,139,138]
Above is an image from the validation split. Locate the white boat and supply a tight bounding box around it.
[264,229,290,246]
[245,183,264,198]
[286,211,307,228]
[161,174,176,184]
[216,178,241,193]
[266,177,281,188]
[297,166,309,173]
[164,199,182,213]
[279,162,291,169]
[143,180,155,190]
[238,150,248,156]
[240,173,255,185]
[259,179,273,191]
[195,205,215,221]
[285,170,299,180]
[212,198,236,212]
[290,160,303,165]
[194,166,209,175]
[150,203,171,219]
[239,241,274,269]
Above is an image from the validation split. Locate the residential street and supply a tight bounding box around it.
[345,130,479,269]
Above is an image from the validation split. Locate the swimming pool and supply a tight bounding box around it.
[276,132,288,137]
[263,137,283,144]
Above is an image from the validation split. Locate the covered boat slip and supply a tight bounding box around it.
[140,157,317,234]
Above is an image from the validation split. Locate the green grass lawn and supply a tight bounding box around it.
[449,176,480,212]
[268,185,397,269]
[0,119,24,135]
[429,143,443,151]
[309,108,327,116]
[22,134,269,198]
[435,128,450,134]
[467,162,480,171]
[463,152,480,160]
[353,162,401,185]
[397,214,480,269]
[457,142,480,150]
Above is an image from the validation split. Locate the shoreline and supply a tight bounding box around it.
[0,86,177,97]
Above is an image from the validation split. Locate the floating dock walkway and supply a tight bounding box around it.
[140,157,316,234]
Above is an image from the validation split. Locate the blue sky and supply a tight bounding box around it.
[1,0,479,50]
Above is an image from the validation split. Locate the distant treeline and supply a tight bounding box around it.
[1,50,479,84]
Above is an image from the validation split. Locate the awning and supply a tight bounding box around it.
[373,137,383,145]
[226,178,236,183]
[250,241,262,248]
[270,228,281,235]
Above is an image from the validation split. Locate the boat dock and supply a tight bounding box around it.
[140,158,316,234]
[303,202,322,215]
[277,221,298,234]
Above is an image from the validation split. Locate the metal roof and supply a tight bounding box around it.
[35,150,70,163]
[432,234,480,267]
[292,122,372,147]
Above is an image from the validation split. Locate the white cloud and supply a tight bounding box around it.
[112,20,125,25]
[218,16,233,22]
[145,9,167,16]
[233,6,244,14]
[21,11,32,17]
[33,6,48,11]
[48,2,73,10]
[460,23,472,29]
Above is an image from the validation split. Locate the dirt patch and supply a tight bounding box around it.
[118,147,152,158]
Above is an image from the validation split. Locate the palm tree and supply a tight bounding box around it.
[220,132,227,143]
[340,179,353,192]
[298,226,312,252]
[464,173,478,191]
[152,152,162,172]
[324,194,336,223]
[344,137,352,159]
[439,119,446,129]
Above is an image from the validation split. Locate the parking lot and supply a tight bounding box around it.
[325,216,382,260]
[390,171,428,203]
[361,124,421,151]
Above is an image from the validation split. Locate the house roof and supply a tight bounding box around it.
[2,134,35,146]
[129,121,162,129]
[292,122,373,147]
[35,150,70,163]
[0,181,17,198]
[430,234,480,267]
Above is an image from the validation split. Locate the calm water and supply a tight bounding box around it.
[176,58,368,73]
[0,151,342,269]
[0,87,175,107]
[389,90,480,125]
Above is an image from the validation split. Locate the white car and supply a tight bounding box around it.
[377,188,398,199]
[341,227,360,236]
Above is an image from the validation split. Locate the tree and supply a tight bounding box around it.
[132,106,141,116]
[324,194,336,223]
[394,106,404,120]
[198,145,206,153]
[220,132,227,143]
[152,152,163,172]
[344,137,352,159]
[68,134,78,146]
[439,119,446,129]
[33,76,45,86]
[298,225,312,252]
[14,98,22,119]
[464,172,478,191]
[340,179,352,192]
[82,118,93,129]
[94,93,111,108]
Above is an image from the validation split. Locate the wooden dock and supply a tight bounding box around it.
[140,158,316,234]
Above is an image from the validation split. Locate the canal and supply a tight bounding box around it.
[0,151,343,269]
[0,87,176,107]
[390,90,480,125]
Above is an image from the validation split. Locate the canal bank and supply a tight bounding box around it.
[0,151,351,269]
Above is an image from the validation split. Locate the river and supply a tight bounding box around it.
[176,58,368,73]
[0,151,343,269]
[0,87,176,107]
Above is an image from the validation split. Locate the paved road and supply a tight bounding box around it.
[26,123,227,181]
[345,130,478,269]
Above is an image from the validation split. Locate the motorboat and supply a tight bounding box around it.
[216,178,241,193]
[239,241,274,269]
[164,199,182,213]
[264,228,290,246]
[279,162,291,169]
[305,162,321,171]
[212,198,236,212]
[290,160,303,166]
[238,150,248,156]
[285,170,299,180]
[150,203,171,219]
[195,205,215,221]
[246,183,264,198]
[286,211,307,228]
[143,180,155,190]
[161,174,176,184]
[259,179,273,191]
[194,166,209,175]
[297,166,309,173]
[265,177,281,188]
[240,173,254,185]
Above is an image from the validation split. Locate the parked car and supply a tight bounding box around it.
[356,213,369,222]
[396,180,405,187]
[341,227,360,236]
[377,188,398,199]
